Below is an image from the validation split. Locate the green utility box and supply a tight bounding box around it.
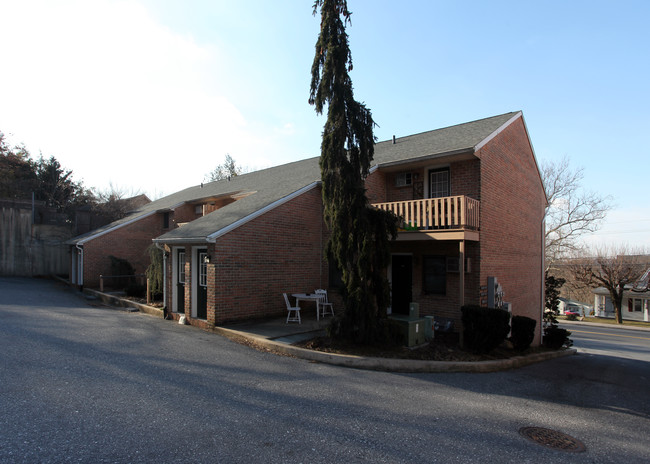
[409,302,419,319]
[389,314,427,347]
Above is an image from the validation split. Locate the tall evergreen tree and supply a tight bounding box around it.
[309,0,398,344]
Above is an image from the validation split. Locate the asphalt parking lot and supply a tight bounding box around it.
[1,277,649,463]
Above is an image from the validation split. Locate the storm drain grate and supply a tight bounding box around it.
[519,427,586,453]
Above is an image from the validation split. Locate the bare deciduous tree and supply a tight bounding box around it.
[542,156,612,269]
[568,246,649,324]
[92,183,149,222]
[205,154,243,182]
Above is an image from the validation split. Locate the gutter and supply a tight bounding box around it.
[75,244,84,288]
[473,111,522,152]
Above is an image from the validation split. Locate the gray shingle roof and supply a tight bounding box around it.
[70,111,520,245]
[372,111,519,166]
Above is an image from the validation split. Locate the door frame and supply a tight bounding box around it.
[171,246,186,313]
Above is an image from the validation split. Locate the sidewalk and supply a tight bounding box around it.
[83,286,576,373]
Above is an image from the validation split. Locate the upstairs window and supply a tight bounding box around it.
[429,168,450,198]
[395,172,412,187]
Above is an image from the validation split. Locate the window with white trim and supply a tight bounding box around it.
[395,172,412,187]
[429,168,450,198]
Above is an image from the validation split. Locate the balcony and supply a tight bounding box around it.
[372,196,480,241]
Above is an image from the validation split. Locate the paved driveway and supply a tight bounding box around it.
[1,277,648,463]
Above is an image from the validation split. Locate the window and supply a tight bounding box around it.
[199,252,208,287]
[395,172,412,187]
[178,251,186,284]
[446,257,471,273]
[429,168,450,198]
[630,298,645,312]
[163,212,170,229]
[423,256,446,295]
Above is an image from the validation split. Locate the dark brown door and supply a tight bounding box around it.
[391,255,412,315]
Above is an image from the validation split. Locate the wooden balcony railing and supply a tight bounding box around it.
[372,196,480,231]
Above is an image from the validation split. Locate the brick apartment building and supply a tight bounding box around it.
[68,111,547,344]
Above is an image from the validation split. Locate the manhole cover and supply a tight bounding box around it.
[519,427,586,453]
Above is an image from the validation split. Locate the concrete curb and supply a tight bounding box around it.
[72,281,576,373]
[213,326,577,373]
[82,288,165,318]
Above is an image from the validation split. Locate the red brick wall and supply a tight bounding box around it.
[450,159,480,199]
[365,170,387,204]
[477,116,546,344]
[83,212,168,288]
[167,186,328,326]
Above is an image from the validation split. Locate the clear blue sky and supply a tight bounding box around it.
[1,0,648,248]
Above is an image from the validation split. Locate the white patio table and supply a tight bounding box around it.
[292,293,322,320]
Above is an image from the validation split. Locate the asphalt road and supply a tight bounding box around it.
[561,321,650,362]
[1,277,649,463]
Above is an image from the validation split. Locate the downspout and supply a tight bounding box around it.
[155,242,168,317]
[75,244,84,289]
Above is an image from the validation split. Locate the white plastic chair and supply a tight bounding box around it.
[284,293,301,323]
[315,289,334,318]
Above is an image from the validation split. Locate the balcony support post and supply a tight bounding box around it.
[459,239,465,348]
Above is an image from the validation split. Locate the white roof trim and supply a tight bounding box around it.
[74,210,158,245]
[206,182,320,242]
[473,111,522,152]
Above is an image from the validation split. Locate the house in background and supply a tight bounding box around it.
[593,268,650,322]
[149,111,547,344]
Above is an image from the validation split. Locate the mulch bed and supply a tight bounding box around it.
[294,332,547,362]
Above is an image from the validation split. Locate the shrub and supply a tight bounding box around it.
[510,315,536,351]
[109,255,135,289]
[461,305,511,354]
[565,313,578,321]
[544,326,572,349]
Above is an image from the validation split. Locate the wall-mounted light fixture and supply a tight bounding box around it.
[203,254,211,264]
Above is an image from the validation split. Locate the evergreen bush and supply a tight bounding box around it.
[544,326,572,349]
[510,315,536,351]
[461,305,511,354]
[125,284,146,298]
[108,255,135,289]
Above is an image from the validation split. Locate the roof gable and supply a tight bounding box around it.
[372,112,519,167]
